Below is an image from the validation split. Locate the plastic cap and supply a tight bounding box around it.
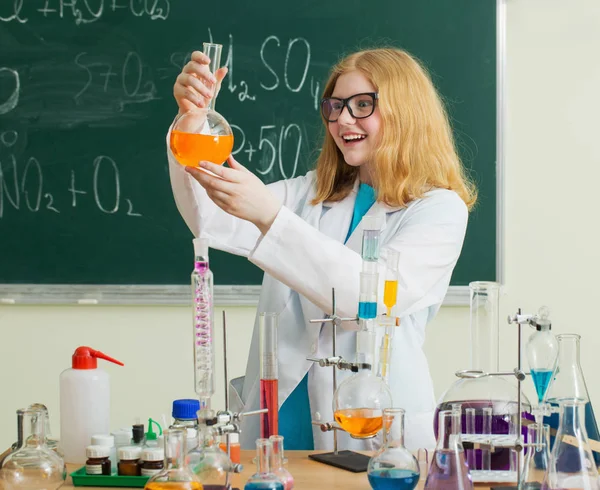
[91,434,115,447]
[145,418,162,441]
[141,448,164,461]
[118,446,142,460]
[132,424,145,443]
[193,238,209,257]
[112,428,133,446]
[71,346,124,370]
[86,445,110,458]
[172,399,200,420]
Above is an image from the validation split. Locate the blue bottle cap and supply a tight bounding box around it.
[172,399,200,420]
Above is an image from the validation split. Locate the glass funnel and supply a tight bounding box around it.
[518,423,550,490]
[144,428,202,490]
[542,400,600,490]
[187,410,232,490]
[424,409,473,490]
[367,408,420,490]
[0,406,65,490]
[170,42,234,167]
[525,309,558,404]
[436,281,531,483]
[244,439,283,490]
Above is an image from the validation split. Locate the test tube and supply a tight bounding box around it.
[259,312,279,439]
[482,407,492,471]
[465,408,476,470]
[361,215,382,262]
[383,250,399,316]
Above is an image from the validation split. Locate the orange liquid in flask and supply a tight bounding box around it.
[170,131,234,167]
[334,408,383,438]
[144,483,203,490]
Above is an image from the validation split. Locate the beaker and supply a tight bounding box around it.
[542,400,600,490]
[424,409,473,490]
[0,407,65,490]
[518,423,550,490]
[544,334,600,465]
[269,435,293,490]
[525,310,558,404]
[170,43,234,167]
[436,281,532,482]
[244,439,283,490]
[144,428,202,490]
[367,408,420,490]
[260,312,279,439]
[187,410,232,490]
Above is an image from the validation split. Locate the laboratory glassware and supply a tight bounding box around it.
[436,281,532,482]
[424,409,473,490]
[27,403,61,456]
[269,435,293,490]
[260,312,279,439]
[170,43,234,167]
[518,423,550,490]
[367,408,420,490]
[244,439,284,490]
[544,333,600,465]
[525,309,558,404]
[144,428,202,490]
[542,400,600,490]
[187,409,232,490]
[0,406,65,490]
[379,250,400,383]
[192,238,215,409]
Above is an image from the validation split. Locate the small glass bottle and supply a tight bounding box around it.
[132,423,146,447]
[367,408,420,490]
[144,428,202,489]
[269,435,293,490]
[140,448,165,477]
[0,406,65,489]
[118,446,142,476]
[424,409,473,490]
[187,412,232,490]
[244,439,284,490]
[86,446,111,476]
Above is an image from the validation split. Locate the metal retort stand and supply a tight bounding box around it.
[306,289,372,473]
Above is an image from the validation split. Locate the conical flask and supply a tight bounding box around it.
[144,428,202,489]
[424,409,473,490]
[0,406,65,490]
[544,334,600,465]
[170,42,234,167]
[367,408,420,490]
[518,423,550,490]
[542,400,600,490]
[436,281,531,482]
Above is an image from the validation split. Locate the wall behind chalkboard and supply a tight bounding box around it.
[0,0,496,287]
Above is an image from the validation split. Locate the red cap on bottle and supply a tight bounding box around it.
[71,346,124,369]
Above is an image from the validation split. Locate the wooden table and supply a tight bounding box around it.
[57,450,496,490]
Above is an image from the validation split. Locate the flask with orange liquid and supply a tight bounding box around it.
[170,42,234,168]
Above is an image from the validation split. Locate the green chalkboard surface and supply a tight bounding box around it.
[0,0,496,287]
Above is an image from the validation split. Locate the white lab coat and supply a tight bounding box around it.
[167,135,468,452]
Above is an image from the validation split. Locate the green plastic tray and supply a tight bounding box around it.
[71,467,150,487]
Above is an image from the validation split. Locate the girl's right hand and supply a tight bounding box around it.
[173,51,228,115]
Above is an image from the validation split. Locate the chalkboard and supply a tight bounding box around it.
[0,0,497,293]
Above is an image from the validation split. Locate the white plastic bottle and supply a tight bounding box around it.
[59,346,124,464]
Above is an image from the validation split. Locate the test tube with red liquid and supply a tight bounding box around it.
[259,312,279,438]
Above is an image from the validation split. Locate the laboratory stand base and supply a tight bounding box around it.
[308,450,370,473]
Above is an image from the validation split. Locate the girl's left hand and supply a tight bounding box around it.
[185,156,282,235]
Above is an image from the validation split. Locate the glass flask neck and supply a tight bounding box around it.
[203,42,222,112]
[436,410,463,451]
[164,428,186,470]
[557,334,581,367]
[255,438,272,473]
[557,401,589,439]
[469,281,500,372]
[382,409,405,448]
[19,408,47,450]
[269,435,285,469]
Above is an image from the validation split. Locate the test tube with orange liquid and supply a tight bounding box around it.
[170,42,234,168]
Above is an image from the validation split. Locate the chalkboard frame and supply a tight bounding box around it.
[0,0,505,306]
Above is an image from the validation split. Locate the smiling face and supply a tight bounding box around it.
[327,70,382,183]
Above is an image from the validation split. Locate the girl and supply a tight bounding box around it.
[167,47,476,451]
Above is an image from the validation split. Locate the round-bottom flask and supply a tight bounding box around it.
[0,407,65,490]
[333,369,392,439]
[170,42,233,168]
[367,408,420,490]
[144,428,202,490]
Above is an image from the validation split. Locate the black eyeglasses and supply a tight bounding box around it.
[320,92,378,122]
